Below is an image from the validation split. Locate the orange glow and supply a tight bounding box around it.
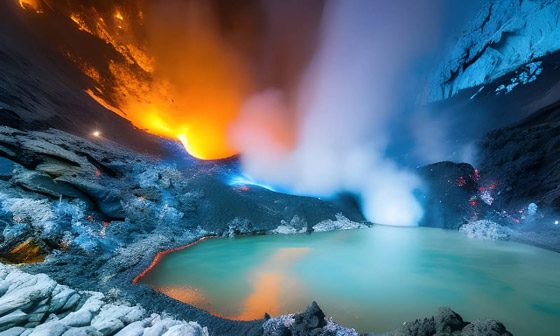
[237,273,283,319]
[61,3,250,160]
[153,285,210,309]
[18,0,42,13]
[145,247,310,320]
[85,89,125,117]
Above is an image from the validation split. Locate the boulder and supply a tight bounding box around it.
[27,320,67,336]
[461,320,512,336]
[114,321,145,336]
[0,273,56,315]
[0,310,28,331]
[1,327,27,336]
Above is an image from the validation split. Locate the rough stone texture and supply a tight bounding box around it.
[459,220,512,240]
[263,302,360,336]
[0,263,209,336]
[476,100,560,251]
[312,214,369,232]
[417,161,481,230]
[391,306,512,336]
[428,0,560,101]
[460,320,513,336]
[478,102,560,213]
[265,303,512,336]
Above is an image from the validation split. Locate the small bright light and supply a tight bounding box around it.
[92,131,101,137]
[555,220,559,225]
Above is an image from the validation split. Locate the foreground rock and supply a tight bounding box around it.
[0,263,209,336]
[263,302,512,336]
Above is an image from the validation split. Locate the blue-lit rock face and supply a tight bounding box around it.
[429,0,560,101]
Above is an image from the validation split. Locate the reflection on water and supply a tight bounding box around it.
[236,248,310,320]
[153,285,209,309]
[152,247,310,320]
[138,227,560,335]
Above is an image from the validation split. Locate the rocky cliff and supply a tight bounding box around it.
[428,0,560,101]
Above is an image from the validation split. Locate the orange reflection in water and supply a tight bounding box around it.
[151,247,310,320]
[153,285,210,310]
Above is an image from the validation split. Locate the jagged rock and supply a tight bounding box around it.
[417,161,480,229]
[461,320,512,336]
[291,301,326,335]
[428,0,560,100]
[311,214,367,232]
[392,307,513,336]
[395,306,465,336]
[0,273,56,316]
[263,302,358,336]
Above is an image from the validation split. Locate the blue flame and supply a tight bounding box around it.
[227,174,277,192]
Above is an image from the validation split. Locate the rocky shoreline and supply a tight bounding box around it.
[0,125,553,335]
[0,263,513,336]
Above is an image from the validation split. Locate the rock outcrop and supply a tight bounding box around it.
[417,161,481,230]
[264,302,513,336]
[428,0,560,101]
[0,263,209,336]
[476,100,560,251]
[391,306,512,336]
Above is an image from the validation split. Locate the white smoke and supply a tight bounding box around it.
[229,0,461,226]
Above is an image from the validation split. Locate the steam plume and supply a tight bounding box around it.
[230,0,456,226]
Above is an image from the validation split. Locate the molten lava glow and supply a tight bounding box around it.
[61,3,249,159]
[18,0,42,13]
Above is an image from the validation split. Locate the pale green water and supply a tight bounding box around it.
[139,226,560,335]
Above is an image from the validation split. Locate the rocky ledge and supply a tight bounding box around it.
[0,263,209,336]
[416,99,560,252]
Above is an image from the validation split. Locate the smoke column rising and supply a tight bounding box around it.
[231,0,452,226]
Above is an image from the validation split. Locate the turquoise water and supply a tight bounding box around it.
[139,226,560,335]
